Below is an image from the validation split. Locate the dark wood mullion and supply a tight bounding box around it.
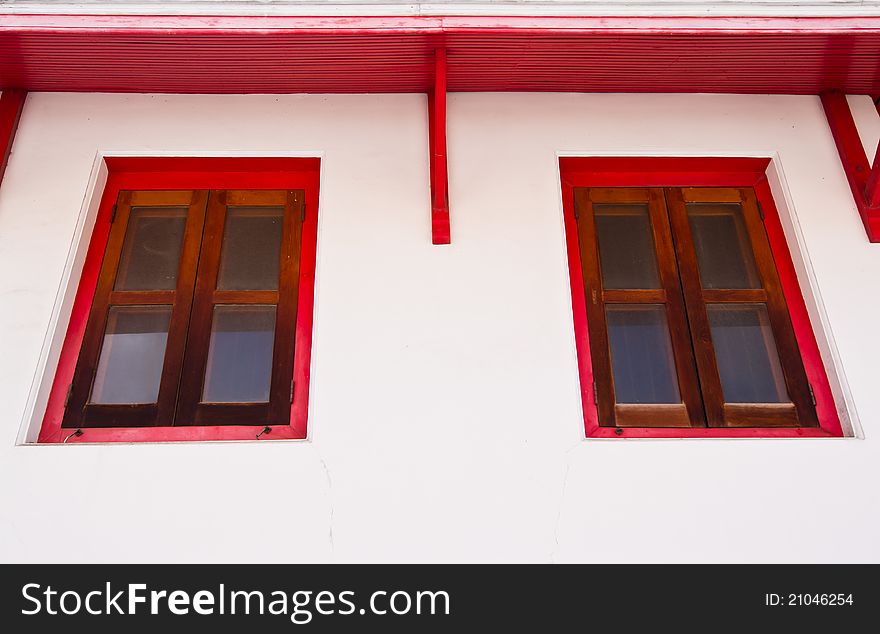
[154,190,209,426]
[647,188,707,428]
[573,187,616,426]
[664,186,727,426]
[62,191,135,428]
[268,190,304,424]
[176,189,228,425]
[737,187,818,427]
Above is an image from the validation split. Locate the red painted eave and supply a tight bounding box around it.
[2,14,880,94]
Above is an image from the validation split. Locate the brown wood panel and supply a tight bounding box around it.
[723,403,799,427]
[108,290,176,305]
[75,403,159,428]
[602,289,666,303]
[588,187,651,204]
[211,290,280,304]
[701,289,767,303]
[225,190,288,206]
[574,186,705,429]
[615,403,692,428]
[189,402,271,426]
[63,190,209,428]
[680,187,743,203]
[129,190,194,206]
[666,186,818,428]
[176,189,305,427]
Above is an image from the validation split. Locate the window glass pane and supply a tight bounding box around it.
[217,207,284,290]
[687,202,761,289]
[202,305,276,403]
[91,306,171,404]
[594,203,661,289]
[606,305,680,403]
[707,303,788,403]
[114,207,187,291]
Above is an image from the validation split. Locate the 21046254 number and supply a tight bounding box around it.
[765,593,854,607]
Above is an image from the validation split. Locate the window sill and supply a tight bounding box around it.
[586,425,841,439]
[38,424,307,444]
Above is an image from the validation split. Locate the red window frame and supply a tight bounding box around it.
[38,157,320,443]
[560,157,843,439]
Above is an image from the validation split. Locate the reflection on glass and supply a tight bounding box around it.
[202,305,276,403]
[707,303,788,403]
[606,305,680,403]
[594,203,661,289]
[91,306,171,404]
[217,207,284,290]
[115,207,187,291]
[687,202,761,289]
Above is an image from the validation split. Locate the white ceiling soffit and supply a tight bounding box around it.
[2,1,880,18]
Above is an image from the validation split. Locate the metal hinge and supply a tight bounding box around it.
[809,384,817,407]
[64,383,73,409]
[110,204,118,224]
[757,202,765,221]
[592,380,598,404]
[290,379,295,403]
[301,204,306,223]
[574,205,580,220]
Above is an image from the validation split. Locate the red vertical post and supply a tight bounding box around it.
[0,89,26,187]
[429,47,451,245]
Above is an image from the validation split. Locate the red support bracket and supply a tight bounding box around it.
[820,91,880,242]
[428,47,450,245]
[0,89,26,187]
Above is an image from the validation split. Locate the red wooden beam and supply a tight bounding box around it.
[0,89,26,187]
[820,91,880,242]
[429,46,450,245]
[867,144,880,209]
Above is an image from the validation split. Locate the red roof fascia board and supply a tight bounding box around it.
[3,15,880,95]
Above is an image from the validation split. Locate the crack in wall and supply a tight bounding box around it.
[550,443,579,563]
[316,453,335,556]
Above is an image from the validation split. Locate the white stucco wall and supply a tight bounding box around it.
[0,91,878,563]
